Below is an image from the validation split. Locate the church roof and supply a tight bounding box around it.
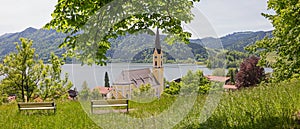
[113,68,160,88]
[154,28,162,54]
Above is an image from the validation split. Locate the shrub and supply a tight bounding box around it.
[164,81,181,95]
[181,70,211,94]
[235,56,265,88]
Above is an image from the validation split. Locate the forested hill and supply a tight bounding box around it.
[191,31,273,52]
[0,27,272,63]
[0,27,67,62]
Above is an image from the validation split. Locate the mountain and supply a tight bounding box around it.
[0,27,67,62]
[0,27,273,63]
[191,31,273,52]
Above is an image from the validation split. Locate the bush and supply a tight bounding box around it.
[235,56,265,88]
[212,68,226,76]
[164,81,181,95]
[181,70,211,94]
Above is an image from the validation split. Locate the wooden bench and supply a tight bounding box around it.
[18,102,56,113]
[91,99,128,114]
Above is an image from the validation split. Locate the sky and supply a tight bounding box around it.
[0,0,274,38]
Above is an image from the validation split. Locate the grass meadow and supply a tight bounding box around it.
[1,79,300,128]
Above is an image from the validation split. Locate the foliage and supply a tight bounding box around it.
[90,88,102,100]
[0,38,38,102]
[226,68,238,84]
[206,50,249,69]
[164,81,182,95]
[45,0,200,65]
[132,84,155,101]
[176,78,300,128]
[246,0,300,82]
[104,72,110,88]
[0,27,67,63]
[0,38,72,102]
[235,56,265,88]
[181,70,211,94]
[79,81,90,100]
[38,53,73,101]
[2,79,300,128]
[212,68,226,76]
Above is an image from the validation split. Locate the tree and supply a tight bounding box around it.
[45,0,200,65]
[164,81,181,95]
[212,68,225,76]
[90,88,101,100]
[132,84,155,102]
[0,38,73,102]
[246,0,300,82]
[181,70,211,94]
[79,81,90,100]
[0,38,42,102]
[226,68,238,85]
[235,56,265,89]
[38,53,73,100]
[104,72,110,88]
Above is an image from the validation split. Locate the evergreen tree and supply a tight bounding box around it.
[104,72,110,88]
[79,81,90,100]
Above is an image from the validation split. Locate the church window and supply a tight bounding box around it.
[155,61,157,66]
[155,56,157,58]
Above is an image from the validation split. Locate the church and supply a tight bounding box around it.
[111,29,164,99]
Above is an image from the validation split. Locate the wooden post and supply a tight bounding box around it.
[126,100,129,113]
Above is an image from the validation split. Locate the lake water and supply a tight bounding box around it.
[0,63,273,90]
[62,63,212,89]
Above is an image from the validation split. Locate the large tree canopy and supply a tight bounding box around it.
[45,0,200,65]
[246,0,300,81]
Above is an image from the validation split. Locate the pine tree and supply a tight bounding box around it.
[104,72,110,88]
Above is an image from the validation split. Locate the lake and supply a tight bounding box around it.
[0,63,273,90]
[62,63,212,89]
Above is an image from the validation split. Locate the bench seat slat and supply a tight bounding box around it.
[18,102,56,113]
[91,100,129,113]
[19,107,56,110]
[92,104,128,108]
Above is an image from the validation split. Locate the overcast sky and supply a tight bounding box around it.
[0,0,274,38]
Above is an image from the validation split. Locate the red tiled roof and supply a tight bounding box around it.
[94,86,114,95]
[206,75,230,82]
[223,85,237,90]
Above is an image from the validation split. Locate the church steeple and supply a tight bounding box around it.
[155,28,161,53]
[153,28,163,68]
[152,28,164,97]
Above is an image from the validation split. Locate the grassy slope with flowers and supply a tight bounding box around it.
[1,79,300,128]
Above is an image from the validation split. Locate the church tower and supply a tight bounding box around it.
[153,28,164,96]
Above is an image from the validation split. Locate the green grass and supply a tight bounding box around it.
[1,79,300,128]
[0,101,100,129]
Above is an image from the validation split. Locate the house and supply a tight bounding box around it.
[94,86,114,98]
[112,28,164,99]
[205,75,237,90]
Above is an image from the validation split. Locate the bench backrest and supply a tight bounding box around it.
[91,99,128,105]
[18,102,55,108]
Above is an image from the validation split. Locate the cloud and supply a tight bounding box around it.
[0,0,56,35]
[195,0,274,37]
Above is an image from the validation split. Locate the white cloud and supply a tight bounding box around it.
[0,0,56,35]
[195,0,274,37]
[0,0,274,38]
